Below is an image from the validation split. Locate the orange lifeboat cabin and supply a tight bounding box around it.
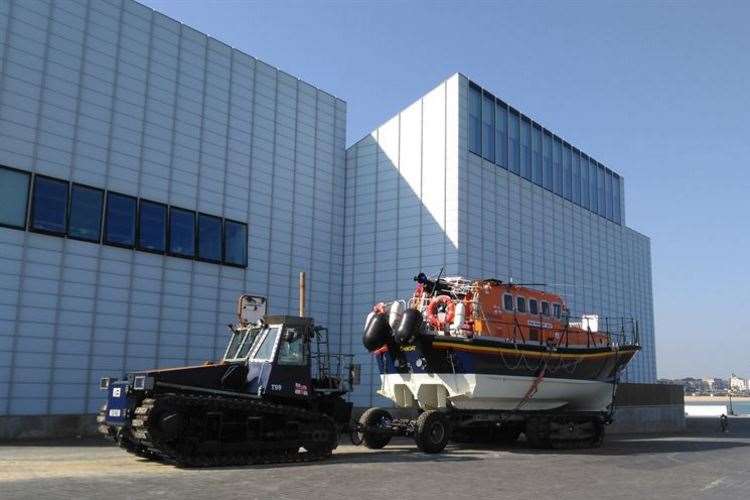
[411,276,612,349]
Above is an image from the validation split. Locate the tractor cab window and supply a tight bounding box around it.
[541,301,550,316]
[223,326,263,361]
[503,294,514,311]
[277,327,307,366]
[237,327,263,358]
[224,332,245,360]
[553,303,562,319]
[251,326,282,361]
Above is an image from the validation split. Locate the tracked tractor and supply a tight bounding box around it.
[98,292,356,467]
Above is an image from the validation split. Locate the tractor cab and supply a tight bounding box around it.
[222,294,355,401]
[223,315,316,400]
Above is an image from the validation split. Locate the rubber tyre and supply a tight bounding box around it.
[358,407,392,450]
[415,410,450,454]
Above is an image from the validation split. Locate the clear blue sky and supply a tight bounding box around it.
[142,0,750,379]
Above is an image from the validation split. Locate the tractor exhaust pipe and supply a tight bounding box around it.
[299,271,306,317]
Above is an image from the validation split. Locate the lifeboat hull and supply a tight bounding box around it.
[375,335,638,412]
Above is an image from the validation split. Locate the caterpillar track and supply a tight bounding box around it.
[116,393,338,467]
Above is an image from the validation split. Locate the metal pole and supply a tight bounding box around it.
[299,272,306,317]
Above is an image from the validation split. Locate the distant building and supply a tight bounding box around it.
[730,374,746,392]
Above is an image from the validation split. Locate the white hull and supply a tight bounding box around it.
[378,373,614,412]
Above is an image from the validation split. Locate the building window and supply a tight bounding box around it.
[0,166,30,229]
[597,165,607,217]
[521,118,531,180]
[105,192,137,247]
[509,110,520,174]
[169,207,195,257]
[605,169,613,220]
[481,93,495,162]
[68,184,103,242]
[503,293,514,311]
[553,138,563,195]
[516,296,526,313]
[529,299,538,315]
[31,176,68,235]
[581,155,590,209]
[543,131,553,191]
[224,219,247,267]
[138,200,166,253]
[572,151,581,205]
[563,144,573,201]
[532,125,542,186]
[468,84,482,155]
[541,301,550,316]
[198,213,222,263]
[613,174,621,224]
[495,102,508,169]
[589,159,598,214]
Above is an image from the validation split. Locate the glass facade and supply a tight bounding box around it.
[467,83,623,224]
[1,169,245,268]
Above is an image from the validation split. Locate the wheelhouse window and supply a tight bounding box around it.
[0,167,30,229]
[198,213,222,262]
[224,219,247,267]
[68,184,103,242]
[503,293,514,311]
[31,176,68,234]
[541,301,550,316]
[138,200,166,253]
[104,192,136,247]
[529,299,538,315]
[516,296,527,313]
[169,207,195,257]
[553,303,562,319]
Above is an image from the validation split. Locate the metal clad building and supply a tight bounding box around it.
[0,0,346,419]
[0,0,655,427]
[344,75,655,407]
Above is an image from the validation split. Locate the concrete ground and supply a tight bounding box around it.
[1,425,749,500]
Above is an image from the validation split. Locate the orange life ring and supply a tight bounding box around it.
[426,295,455,330]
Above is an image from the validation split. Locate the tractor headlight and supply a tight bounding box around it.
[132,375,154,391]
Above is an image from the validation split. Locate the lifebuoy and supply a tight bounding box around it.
[426,295,455,330]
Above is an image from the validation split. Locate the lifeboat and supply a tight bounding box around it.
[363,273,640,414]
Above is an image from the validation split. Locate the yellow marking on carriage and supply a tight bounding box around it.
[431,341,635,360]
